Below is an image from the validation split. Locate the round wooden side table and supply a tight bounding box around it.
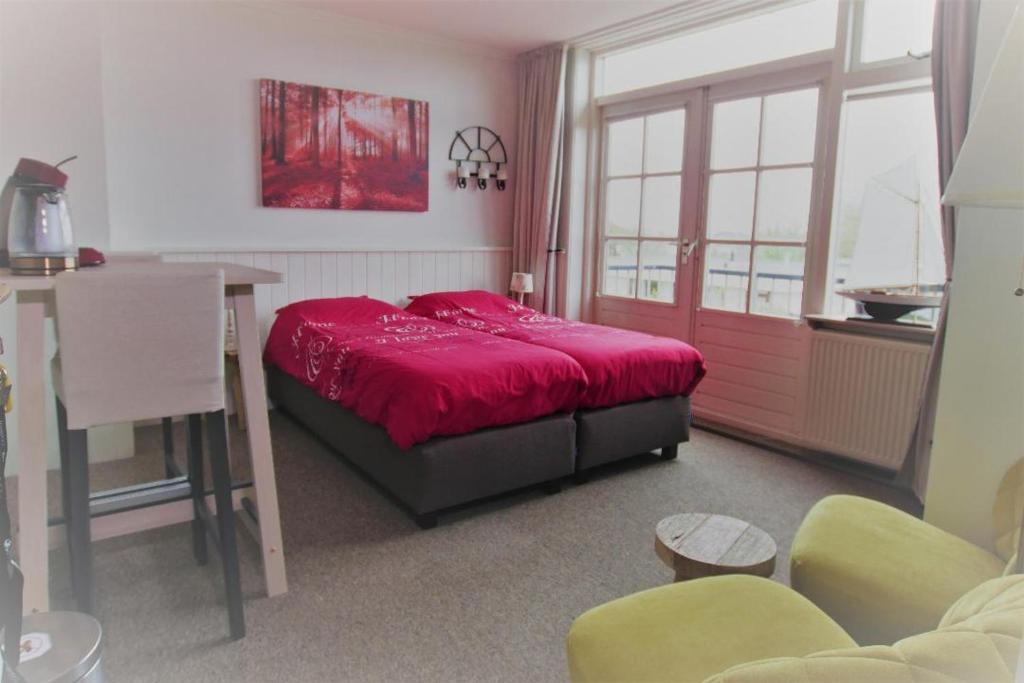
[655,513,777,582]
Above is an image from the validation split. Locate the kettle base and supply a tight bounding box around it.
[10,255,78,275]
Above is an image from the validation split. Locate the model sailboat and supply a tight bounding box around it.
[838,154,945,321]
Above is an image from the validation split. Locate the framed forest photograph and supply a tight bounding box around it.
[259,78,429,212]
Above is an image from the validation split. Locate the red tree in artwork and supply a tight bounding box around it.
[259,79,428,212]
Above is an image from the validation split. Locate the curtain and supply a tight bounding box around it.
[900,0,980,501]
[512,44,568,313]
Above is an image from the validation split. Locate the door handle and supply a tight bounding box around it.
[681,238,699,265]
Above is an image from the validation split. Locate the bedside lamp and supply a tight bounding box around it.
[509,272,533,304]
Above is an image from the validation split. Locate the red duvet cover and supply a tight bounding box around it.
[264,297,587,449]
[405,291,707,409]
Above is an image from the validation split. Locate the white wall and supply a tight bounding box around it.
[0,1,519,475]
[0,1,112,250]
[98,2,517,252]
[924,0,1024,549]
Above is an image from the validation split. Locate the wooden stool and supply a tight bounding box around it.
[655,513,776,582]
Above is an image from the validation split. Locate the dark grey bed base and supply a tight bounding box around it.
[266,366,576,528]
[575,395,692,472]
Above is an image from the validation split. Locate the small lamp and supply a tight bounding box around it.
[509,272,534,304]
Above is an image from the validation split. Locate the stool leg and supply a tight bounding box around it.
[66,426,95,615]
[206,410,245,639]
[56,399,76,593]
[162,417,175,478]
[661,445,679,460]
[186,414,207,566]
[230,359,246,432]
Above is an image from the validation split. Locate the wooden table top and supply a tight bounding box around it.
[0,261,282,291]
[655,513,777,581]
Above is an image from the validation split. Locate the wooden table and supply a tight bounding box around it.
[655,513,776,582]
[1,261,289,614]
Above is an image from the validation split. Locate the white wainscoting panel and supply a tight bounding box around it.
[163,248,513,341]
[691,310,807,442]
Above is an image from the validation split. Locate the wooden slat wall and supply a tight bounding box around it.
[163,249,513,341]
[691,310,806,440]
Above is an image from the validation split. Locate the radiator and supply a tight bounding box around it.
[803,331,931,470]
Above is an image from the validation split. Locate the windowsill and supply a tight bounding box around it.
[804,314,935,344]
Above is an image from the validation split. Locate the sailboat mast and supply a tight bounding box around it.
[914,195,921,293]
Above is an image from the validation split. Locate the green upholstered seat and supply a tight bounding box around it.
[790,494,1006,645]
[566,575,856,683]
[704,574,1024,683]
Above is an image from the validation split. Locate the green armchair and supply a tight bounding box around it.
[567,573,1023,683]
[790,460,1023,645]
[567,461,1024,682]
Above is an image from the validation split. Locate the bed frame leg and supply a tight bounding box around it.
[540,480,563,495]
[573,470,591,485]
[661,445,679,460]
[414,513,438,530]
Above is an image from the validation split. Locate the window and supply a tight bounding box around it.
[827,87,942,317]
[600,0,837,96]
[701,88,820,318]
[854,0,936,66]
[601,108,686,303]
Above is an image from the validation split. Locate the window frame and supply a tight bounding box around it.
[584,0,936,326]
[847,0,934,73]
[596,91,701,308]
[813,0,934,316]
[698,78,827,319]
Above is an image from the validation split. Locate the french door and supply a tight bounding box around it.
[593,90,704,340]
[690,67,828,438]
[594,63,829,438]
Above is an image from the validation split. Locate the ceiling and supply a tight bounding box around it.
[297,1,679,55]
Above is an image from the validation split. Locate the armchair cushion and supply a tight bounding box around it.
[790,495,1005,645]
[705,574,1024,683]
[567,575,855,683]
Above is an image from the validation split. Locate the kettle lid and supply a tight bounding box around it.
[14,158,68,189]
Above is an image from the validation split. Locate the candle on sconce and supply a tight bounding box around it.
[477,166,491,180]
[457,164,471,179]
[496,168,508,181]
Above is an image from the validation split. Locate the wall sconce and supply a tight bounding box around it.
[449,126,508,191]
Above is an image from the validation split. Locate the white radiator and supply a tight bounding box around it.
[802,331,931,470]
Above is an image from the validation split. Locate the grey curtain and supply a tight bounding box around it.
[512,45,567,313]
[900,0,980,501]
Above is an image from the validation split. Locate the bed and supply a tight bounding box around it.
[264,297,588,527]
[405,290,707,472]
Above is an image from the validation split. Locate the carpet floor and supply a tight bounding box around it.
[46,412,919,682]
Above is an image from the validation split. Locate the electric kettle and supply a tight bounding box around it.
[0,157,78,275]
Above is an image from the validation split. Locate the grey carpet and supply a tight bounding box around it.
[46,412,918,682]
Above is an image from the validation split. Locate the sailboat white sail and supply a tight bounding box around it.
[839,154,945,319]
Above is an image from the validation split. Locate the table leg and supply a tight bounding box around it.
[230,285,287,597]
[15,292,48,614]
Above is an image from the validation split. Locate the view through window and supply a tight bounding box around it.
[827,88,941,319]
[602,109,686,303]
[701,88,819,318]
[601,0,837,96]
[598,0,941,325]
